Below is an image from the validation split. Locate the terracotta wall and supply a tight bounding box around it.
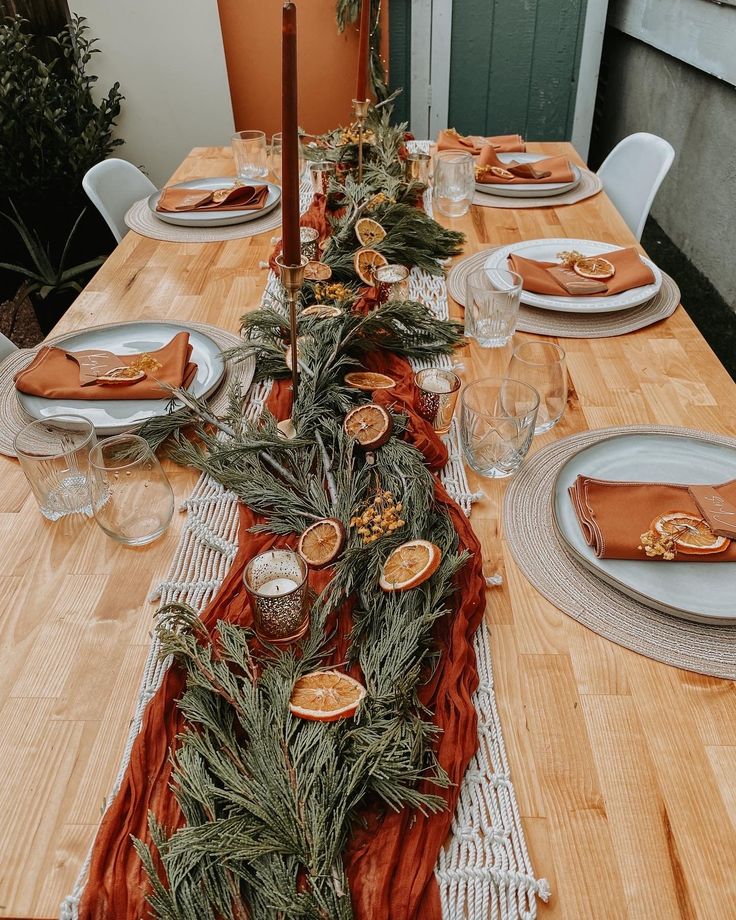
[216,0,388,138]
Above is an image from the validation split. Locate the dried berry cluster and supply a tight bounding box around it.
[350,489,405,544]
[638,528,677,560]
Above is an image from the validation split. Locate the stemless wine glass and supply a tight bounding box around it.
[465,268,523,348]
[507,341,567,433]
[232,130,268,179]
[432,151,475,218]
[14,414,96,520]
[460,377,539,478]
[88,434,174,546]
[270,132,306,182]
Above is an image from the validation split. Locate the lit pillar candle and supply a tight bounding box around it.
[281,2,300,265]
[355,0,371,102]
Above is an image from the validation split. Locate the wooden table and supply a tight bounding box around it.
[1,144,734,919]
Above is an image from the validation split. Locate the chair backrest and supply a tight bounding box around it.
[597,133,674,241]
[0,331,17,362]
[82,158,157,243]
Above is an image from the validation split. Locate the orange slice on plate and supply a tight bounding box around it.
[343,403,392,448]
[490,166,514,180]
[355,217,387,247]
[304,261,333,282]
[301,304,342,318]
[344,371,395,391]
[297,518,346,568]
[289,670,366,721]
[379,539,441,592]
[572,257,616,281]
[651,511,730,556]
[354,248,388,285]
[96,367,146,385]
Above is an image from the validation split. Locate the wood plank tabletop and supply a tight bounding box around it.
[0,144,734,919]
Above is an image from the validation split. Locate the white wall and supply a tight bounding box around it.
[71,0,235,187]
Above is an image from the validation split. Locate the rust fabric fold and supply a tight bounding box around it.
[569,475,736,561]
[13,331,197,400]
[156,183,269,212]
[508,247,655,297]
[77,352,487,920]
[436,128,525,155]
[477,145,573,184]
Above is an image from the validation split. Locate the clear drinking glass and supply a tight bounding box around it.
[460,377,540,478]
[243,549,310,645]
[415,367,461,436]
[88,434,174,546]
[232,130,268,179]
[270,132,306,182]
[433,151,475,217]
[14,415,96,520]
[507,341,567,434]
[465,268,523,348]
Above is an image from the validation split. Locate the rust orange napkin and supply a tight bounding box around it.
[436,128,525,155]
[156,184,269,213]
[508,247,655,297]
[14,331,197,400]
[569,476,736,561]
[476,145,574,185]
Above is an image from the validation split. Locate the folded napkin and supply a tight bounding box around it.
[569,476,736,561]
[14,331,197,401]
[437,128,526,156]
[476,146,574,185]
[508,247,655,297]
[156,184,269,213]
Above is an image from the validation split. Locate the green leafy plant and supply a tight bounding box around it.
[335,0,387,100]
[0,202,104,299]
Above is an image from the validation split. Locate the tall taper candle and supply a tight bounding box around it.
[355,0,371,103]
[281,2,300,265]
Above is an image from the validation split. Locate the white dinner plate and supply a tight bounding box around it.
[475,152,581,198]
[552,432,736,625]
[485,238,662,313]
[148,177,281,228]
[17,321,225,435]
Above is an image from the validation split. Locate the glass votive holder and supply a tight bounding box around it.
[243,549,310,645]
[374,264,410,302]
[309,160,337,196]
[414,367,462,436]
[406,151,431,186]
[300,226,320,261]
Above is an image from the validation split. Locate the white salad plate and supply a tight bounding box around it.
[552,432,736,625]
[475,152,581,198]
[148,177,281,228]
[17,321,225,435]
[485,237,662,313]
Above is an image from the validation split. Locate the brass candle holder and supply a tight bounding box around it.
[352,98,370,181]
[276,254,307,408]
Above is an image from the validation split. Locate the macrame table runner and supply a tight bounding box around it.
[503,425,736,680]
[447,247,680,339]
[473,168,602,209]
[62,165,548,920]
[125,196,284,243]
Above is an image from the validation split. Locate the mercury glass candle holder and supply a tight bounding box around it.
[374,263,410,303]
[243,549,310,645]
[309,161,337,196]
[414,367,462,436]
[406,151,431,186]
[300,226,320,261]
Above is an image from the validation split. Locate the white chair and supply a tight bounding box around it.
[597,133,675,240]
[0,331,17,362]
[82,158,156,243]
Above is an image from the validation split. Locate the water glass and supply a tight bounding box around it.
[88,434,174,546]
[465,268,522,348]
[507,341,567,434]
[415,367,461,436]
[243,549,310,645]
[232,130,268,179]
[270,132,306,182]
[433,151,474,217]
[14,415,96,520]
[460,378,539,478]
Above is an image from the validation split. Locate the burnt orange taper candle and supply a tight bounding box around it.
[355,0,371,102]
[281,1,300,265]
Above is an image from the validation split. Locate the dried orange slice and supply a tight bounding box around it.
[354,248,388,285]
[304,260,333,282]
[344,371,395,391]
[379,539,441,592]
[490,166,514,180]
[573,257,615,280]
[343,403,392,448]
[301,304,342,318]
[96,367,146,385]
[298,518,346,568]
[289,670,366,721]
[651,511,730,556]
[355,217,386,247]
[276,418,297,439]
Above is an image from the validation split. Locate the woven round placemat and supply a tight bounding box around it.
[473,168,602,209]
[124,197,283,243]
[447,247,680,338]
[503,425,736,679]
[0,322,254,458]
